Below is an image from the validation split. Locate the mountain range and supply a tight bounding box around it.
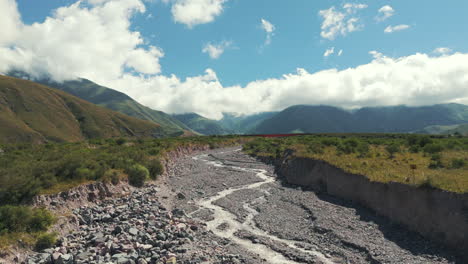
[253,104,468,134]
[2,72,468,140]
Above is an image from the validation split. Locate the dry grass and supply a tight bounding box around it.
[294,145,468,193]
[38,180,95,196]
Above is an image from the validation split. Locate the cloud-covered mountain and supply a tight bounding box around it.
[253,104,468,134]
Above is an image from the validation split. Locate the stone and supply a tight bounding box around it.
[129,227,139,236]
[57,253,73,264]
[176,192,186,200]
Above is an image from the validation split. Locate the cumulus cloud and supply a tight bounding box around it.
[1,0,468,120]
[319,3,367,40]
[107,52,468,119]
[384,24,410,33]
[376,5,394,22]
[433,47,452,56]
[323,47,335,57]
[166,0,227,28]
[260,18,275,46]
[202,41,232,59]
[0,0,163,82]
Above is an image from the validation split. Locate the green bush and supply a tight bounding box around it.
[385,143,400,158]
[35,232,57,251]
[429,154,444,169]
[451,158,466,169]
[73,168,94,181]
[356,142,370,158]
[423,143,443,154]
[116,138,127,145]
[102,170,121,185]
[147,160,164,180]
[28,208,55,232]
[0,206,54,234]
[127,164,149,187]
[307,142,324,154]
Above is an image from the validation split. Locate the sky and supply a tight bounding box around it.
[1,0,468,119]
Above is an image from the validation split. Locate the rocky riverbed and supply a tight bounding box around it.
[26,147,461,263]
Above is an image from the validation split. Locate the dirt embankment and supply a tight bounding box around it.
[257,153,468,260]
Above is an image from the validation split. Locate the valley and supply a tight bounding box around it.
[24,147,461,263]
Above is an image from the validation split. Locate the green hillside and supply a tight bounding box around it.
[173,113,231,135]
[218,112,277,134]
[254,104,468,134]
[0,75,167,143]
[35,78,191,136]
[419,123,468,135]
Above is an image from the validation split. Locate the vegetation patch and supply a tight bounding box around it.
[244,134,468,193]
[0,136,247,251]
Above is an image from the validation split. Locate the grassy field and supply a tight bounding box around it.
[243,134,468,193]
[0,135,247,250]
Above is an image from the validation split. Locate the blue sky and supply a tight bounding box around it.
[15,0,468,86]
[2,0,468,118]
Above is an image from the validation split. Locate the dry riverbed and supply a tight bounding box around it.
[26,147,461,263]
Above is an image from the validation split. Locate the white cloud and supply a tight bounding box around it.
[107,52,468,119]
[202,41,232,59]
[1,1,468,120]
[167,0,227,28]
[433,47,452,56]
[369,50,383,59]
[260,18,275,46]
[384,24,410,33]
[343,3,368,13]
[324,47,335,57]
[0,0,163,81]
[376,5,394,22]
[319,4,367,40]
[338,49,343,56]
[0,0,22,46]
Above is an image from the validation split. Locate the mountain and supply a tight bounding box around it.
[218,112,278,134]
[418,123,468,135]
[0,75,168,143]
[254,104,468,134]
[7,72,191,136]
[172,113,231,135]
[37,78,191,136]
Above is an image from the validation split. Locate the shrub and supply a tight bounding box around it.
[321,138,340,147]
[451,158,466,169]
[418,136,433,147]
[409,145,420,153]
[35,232,57,251]
[147,160,164,180]
[429,154,444,169]
[356,142,370,158]
[307,142,324,154]
[127,164,149,187]
[337,138,359,154]
[423,143,443,154]
[116,138,126,145]
[0,206,54,234]
[73,168,94,181]
[385,143,400,158]
[28,208,55,232]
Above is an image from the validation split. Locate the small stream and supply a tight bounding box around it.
[191,151,334,264]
